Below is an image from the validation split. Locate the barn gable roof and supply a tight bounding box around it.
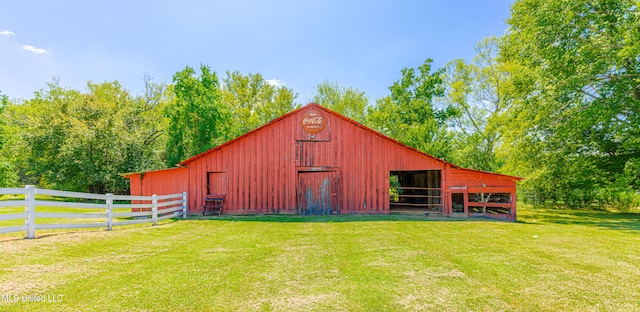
[177,103,521,181]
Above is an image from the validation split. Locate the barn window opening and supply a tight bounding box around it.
[451,193,465,213]
[468,193,510,203]
[468,192,511,215]
[389,170,442,213]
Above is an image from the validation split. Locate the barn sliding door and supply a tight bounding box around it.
[297,171,338,215]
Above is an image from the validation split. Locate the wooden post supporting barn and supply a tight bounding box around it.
[123,103,521,220]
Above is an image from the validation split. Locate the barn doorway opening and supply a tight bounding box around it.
[389,170,442,213]
[451,193,465,213]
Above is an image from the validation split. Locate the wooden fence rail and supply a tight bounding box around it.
[390,187,443,212]
[0,186,187,239]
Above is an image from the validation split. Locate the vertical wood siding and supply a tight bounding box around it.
[126,104,519,217]
[127,168,187,197]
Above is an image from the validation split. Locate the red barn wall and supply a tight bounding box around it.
[127,167,187,197]
[445,165,518,220]
[180,106,447,214]
[447,166,517,189]
[126,104,519,219]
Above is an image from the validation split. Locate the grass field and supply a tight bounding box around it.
[1,205,639,311]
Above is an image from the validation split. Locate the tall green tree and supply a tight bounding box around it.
[127,74,172,172]
[442,37,512,171]
[500,0,640,205]
[166,65,227,166]
[0,91,18,187]
[5,80,169,193]
[0,91,6,151]
[221,70,298,138]
[312,80,368,123]
[367,59,454,159]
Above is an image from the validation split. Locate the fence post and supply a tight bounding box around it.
[182,192,188,219]
[25,185,36,239]
[152,194,158,226]
[106,193,113,231]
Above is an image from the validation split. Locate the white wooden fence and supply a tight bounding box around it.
[0,186,187,239]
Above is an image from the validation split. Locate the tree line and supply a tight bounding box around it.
[1,0,638,209]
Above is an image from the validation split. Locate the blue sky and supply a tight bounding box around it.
[0,0,513,103]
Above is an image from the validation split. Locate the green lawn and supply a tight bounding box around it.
[0,205,638,311]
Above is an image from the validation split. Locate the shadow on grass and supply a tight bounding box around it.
[523,207,640,231]
[188,213,508,223]
[189,207,639,230]
[0,218,182,241]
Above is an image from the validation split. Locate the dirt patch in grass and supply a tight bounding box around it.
[0,262,100,294]
[398,292,450,311]
[401,268,467,289]
[248,292,344,311]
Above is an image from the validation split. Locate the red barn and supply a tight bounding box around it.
[124,103,521,220]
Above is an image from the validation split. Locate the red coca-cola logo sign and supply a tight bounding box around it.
[301,109,326,134]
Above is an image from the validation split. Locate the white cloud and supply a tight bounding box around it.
[0,30,15,37]
[266,78,285,87]
[22,45,50,55]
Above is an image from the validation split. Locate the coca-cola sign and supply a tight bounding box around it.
[301,109,326,134]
